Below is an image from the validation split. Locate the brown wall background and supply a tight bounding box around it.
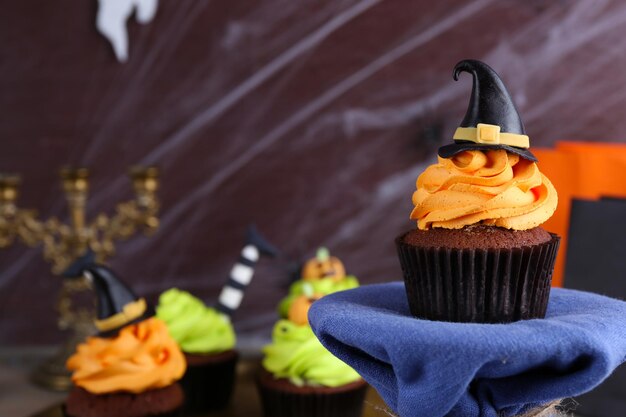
[2,0,626,345]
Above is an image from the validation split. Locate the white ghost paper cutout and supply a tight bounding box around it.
[96,0,158,62]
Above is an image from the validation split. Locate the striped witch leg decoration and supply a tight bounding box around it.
[216,225,279,316]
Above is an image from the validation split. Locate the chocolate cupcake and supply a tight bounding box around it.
[257,368,367,417]
[396,60,560,323]
[156,288,238,413]
[63,255,186,417]
[258,293,367,417]
[156,226,277,413]
[65,385,183,417]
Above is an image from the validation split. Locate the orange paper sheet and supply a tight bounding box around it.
[533,141,626,286]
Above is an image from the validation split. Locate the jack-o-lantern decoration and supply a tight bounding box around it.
[288,294,321,326]
[301,247,346,282]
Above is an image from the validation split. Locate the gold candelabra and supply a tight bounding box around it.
[0,167,159,390]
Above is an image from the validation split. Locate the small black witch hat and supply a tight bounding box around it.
[438,59,537,162]
[63,250,153,337]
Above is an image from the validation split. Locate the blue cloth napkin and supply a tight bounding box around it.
[308,283,626,417]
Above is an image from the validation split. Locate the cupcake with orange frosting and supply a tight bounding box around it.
[62,255,186,417]
[396,60,560,323]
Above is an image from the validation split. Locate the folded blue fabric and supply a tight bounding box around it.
[309,283,626,417]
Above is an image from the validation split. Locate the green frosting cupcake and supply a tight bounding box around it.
[262,319,361,387]
[278,276,359,318]
[156,288,236,354]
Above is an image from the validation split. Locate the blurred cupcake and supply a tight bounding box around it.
[396,60,560,323]
[278,248,359,317]
[156,288,238,413]
[157,225,278,413]
[258,292,367,417]
[63,255,185,417]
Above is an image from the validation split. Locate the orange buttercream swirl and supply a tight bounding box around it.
[410,150,557,230]
[66,317,186,394]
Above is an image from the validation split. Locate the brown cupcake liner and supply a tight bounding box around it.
[64,406,182,417]
[64,406,183,417]
[256,370,368,417]
[395,232,560,323]
[181,350,239,414]
[63,384,184,417]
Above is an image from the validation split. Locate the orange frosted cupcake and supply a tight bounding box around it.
[62,255,186,417]
[396,60,560,323]
[65,318,186,417]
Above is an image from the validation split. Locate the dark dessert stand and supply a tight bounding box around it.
[31,359,386,417]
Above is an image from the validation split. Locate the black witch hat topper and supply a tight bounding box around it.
[63,251,152,336]
[438,59,537,162]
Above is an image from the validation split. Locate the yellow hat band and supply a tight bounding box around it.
[453,123,529,149]
[94,298,147,332]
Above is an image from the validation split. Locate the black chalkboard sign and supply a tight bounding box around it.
[564,197,626,417]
